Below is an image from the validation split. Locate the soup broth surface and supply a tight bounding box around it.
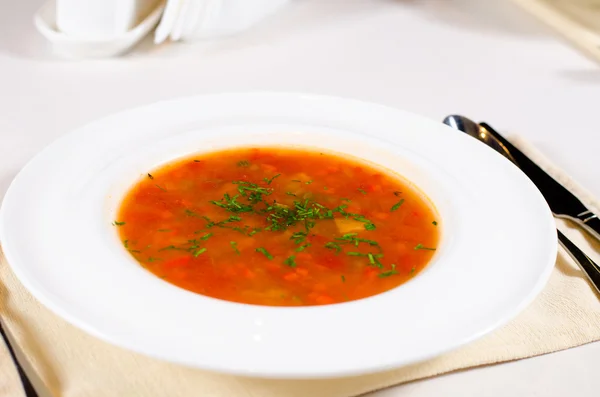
[117,147,439,306]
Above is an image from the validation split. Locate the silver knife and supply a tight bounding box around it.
[444,115,600,243]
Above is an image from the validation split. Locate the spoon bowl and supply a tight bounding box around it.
[443,115,516,163]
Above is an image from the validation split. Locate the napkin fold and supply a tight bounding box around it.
[1,136,600,397]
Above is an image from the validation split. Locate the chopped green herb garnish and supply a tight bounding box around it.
[364,223,376,231]
[323,186,328,190]
[410,266,416,274]
[201,216,215,227]
[347,252,366,256]
[231,226,247,234]
[295,243,311,252]
[193,248,207,257]
[262,199,326,232]
[357,188,367,195]
[256,247,273,260]
[123,240,129,248]
[113,221,126,226]
[351,214,369,223]
[332,204,348,215]
[184,209,200,217]
[357,238,378,246]
[325,242,342,253]
[341,275,346,283]
[147,257,162,262]
[286,191,297,197]
[158,245,179,252]
[210,193,254,213]
[391,199,405,212]
[199,233,213,241]
[305,180,313,185]
[248,228,261,236]
[368,253,376,265]
[230,241,240,255]
[237,160,250,167]
[371,253,384,268]
[432,221,438,226]
[155,184,167,192]
[284,255,297,267]
[231,181,273,205]
[379,264,398,278]
[414,244,436,251]
[291,231,307,244]
[335,233,379,248]
[341,198,351,202]
[147,173,154,179]
[264,174,281,185]
[128,250,141,254]
[393,191,402,197]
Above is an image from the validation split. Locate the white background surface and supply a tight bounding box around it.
[0,0,599,396]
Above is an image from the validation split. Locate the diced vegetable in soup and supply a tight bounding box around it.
[116,147,439,306]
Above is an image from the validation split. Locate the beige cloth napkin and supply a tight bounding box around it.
[1,136,600,397]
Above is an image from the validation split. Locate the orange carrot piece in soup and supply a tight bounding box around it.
[117,147,439,306]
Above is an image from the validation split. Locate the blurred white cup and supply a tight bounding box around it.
[56,0,161,39]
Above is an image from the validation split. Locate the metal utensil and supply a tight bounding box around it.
[0,320,39,396]
[480,120,600,242]
[443,115,600,295]
[445,116,600,242]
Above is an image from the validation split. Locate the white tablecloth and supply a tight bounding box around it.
[0,0,598,395]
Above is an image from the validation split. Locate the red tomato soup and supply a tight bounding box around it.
[116,147,440,306]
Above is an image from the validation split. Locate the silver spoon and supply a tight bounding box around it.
[443,115,600,295]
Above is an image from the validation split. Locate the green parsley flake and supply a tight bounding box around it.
[295,243,311,252]
[391,199,405,212]
[379,264,398,278]
[199,233,213,241]
[264,174,281,185]
[284,255,297,267]
[325,242,342,253]
[414,244,436,251]
[256,247,273,260]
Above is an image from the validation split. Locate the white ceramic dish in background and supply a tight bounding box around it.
[56,0,161,40]
[0,93,557,378]
[184,0,289,40]
[154,0,182,44]
[34,0,165,59]
[154,0,289,43]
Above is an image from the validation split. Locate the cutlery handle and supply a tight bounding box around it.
[480,122,600,246]
[0,320,39,397]
[557,230,600,295]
